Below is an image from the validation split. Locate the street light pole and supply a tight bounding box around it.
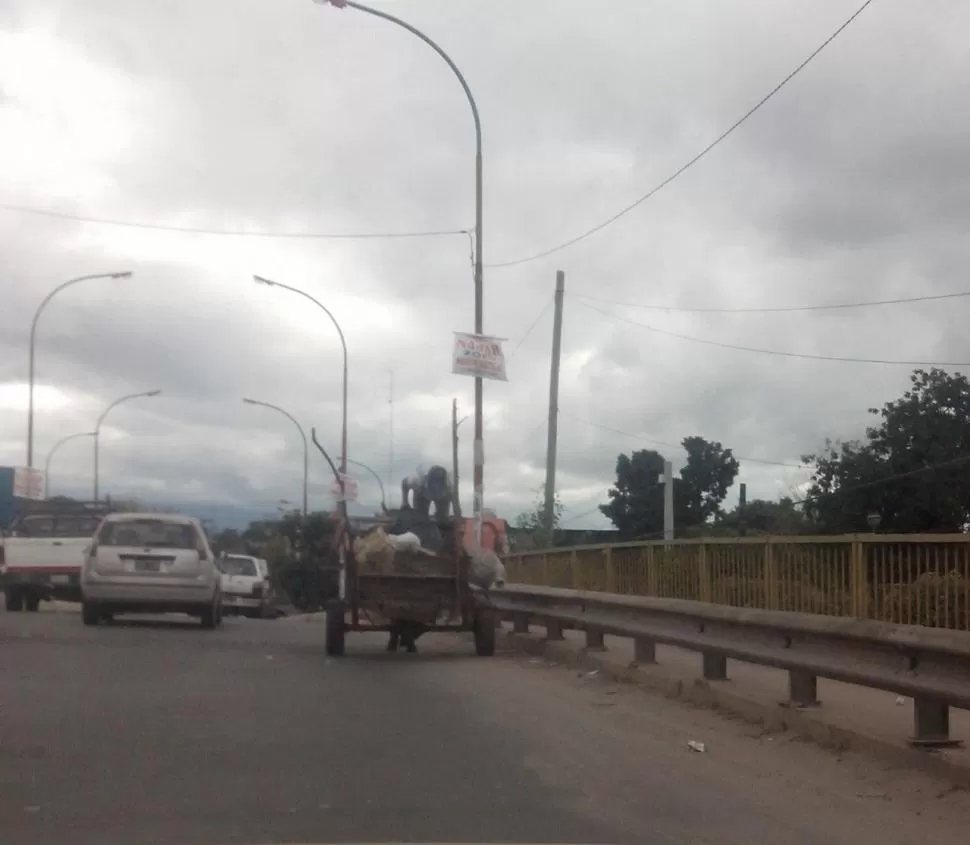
[242,397,309,516]
[252,275,348,478]
[44,431,96,498]
[93,390,162,501]
[26,271,133,468]
[315,0,486,546]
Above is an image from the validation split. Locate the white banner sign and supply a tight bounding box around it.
[13,466,45,501]
[329,473,359,503]
[452,332,508,382]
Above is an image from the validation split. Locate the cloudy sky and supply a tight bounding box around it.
[2,0,968,529]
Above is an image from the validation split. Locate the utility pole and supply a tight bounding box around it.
[451,398,463,518]
[661,460,674,542]
[543,270,566,540]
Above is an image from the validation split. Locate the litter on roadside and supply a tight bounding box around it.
[687,740,706,753]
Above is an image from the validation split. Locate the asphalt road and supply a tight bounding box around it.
[2,610,970,845]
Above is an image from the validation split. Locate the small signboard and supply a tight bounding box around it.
[12,466,45,501]
[329,473,359,503]
[452,332,508,382]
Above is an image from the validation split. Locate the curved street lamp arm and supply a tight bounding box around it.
[96,390,162,432]
[344,458,386,512]
[251,276,347,359]
[243,398,309,515]
[336,2,482,151]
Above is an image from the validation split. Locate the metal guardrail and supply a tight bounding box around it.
[503,534,970,632]
[491,583,970,748]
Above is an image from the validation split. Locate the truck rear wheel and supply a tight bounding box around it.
[5,589,24,612]
[325,602,346,656]
[25,594,41,612]
[474,610,496,657]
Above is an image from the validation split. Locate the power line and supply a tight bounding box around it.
[563,412,809,469]
[487,0,877,269]
[0,202,469,241]
[573,289,970,315]
[507,298,553,358]
[581,302,970,367]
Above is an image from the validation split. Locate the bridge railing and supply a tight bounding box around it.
[504,534,970,632]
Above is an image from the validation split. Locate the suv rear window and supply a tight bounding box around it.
[99,520,197,549]
[222,557,258,577]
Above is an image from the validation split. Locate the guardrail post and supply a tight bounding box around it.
[911,697,962,749]
[787,670,819,707]
[570,550,580,590]
[702,651,727,681]
[585,628,606,651]
[512,612,529,634]
[634,636,656,664]
[605,546,616,594]
[545,619,564,640]
[542,552,549,585]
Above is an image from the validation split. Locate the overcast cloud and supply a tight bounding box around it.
[2,0,969,529]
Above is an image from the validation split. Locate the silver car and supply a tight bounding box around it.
[81,513,223,628]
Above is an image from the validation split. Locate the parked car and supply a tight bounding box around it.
[80,513,223,628]
[219,554,274,618]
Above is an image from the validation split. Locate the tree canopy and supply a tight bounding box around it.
[802,368,970,533]
[599,437,739,539]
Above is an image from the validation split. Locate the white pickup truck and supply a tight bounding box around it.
[1,507,105,611]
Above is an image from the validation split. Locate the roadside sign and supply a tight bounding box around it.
[330,473,359,503]
[452,332,508,381]
[12,466,45,500]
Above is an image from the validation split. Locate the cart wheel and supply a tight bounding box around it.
[325,601,346,657]
[474,610,496,657]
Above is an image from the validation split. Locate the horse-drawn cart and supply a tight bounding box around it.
[323,514,496,657]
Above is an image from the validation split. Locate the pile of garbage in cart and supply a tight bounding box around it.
[352,463,506,590]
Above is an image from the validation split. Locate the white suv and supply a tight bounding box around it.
[81,513,223,628]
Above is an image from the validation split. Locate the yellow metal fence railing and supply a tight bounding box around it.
[503,535,970,632]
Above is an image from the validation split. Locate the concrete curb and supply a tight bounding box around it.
[503,629,970,790]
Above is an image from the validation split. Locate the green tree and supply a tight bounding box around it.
[600,438,739,539]
[803,368,970,532]
[716,497,815,536]
[513,487,564,549]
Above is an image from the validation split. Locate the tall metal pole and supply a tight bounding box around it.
[543,271,565,541]
[26,271,133,468]
[242,398,309,516]
[253,276,348,478]
[44,431,96,498]
[93,390,161,501]
[318,0,485,546]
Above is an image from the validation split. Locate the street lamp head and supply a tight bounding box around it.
[242,397,258,405]
[110,271,134,280]
[253,274,276,287]
[144,390,162,398]
[313,0,348,7]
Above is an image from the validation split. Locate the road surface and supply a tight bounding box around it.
[1,610,969,845]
